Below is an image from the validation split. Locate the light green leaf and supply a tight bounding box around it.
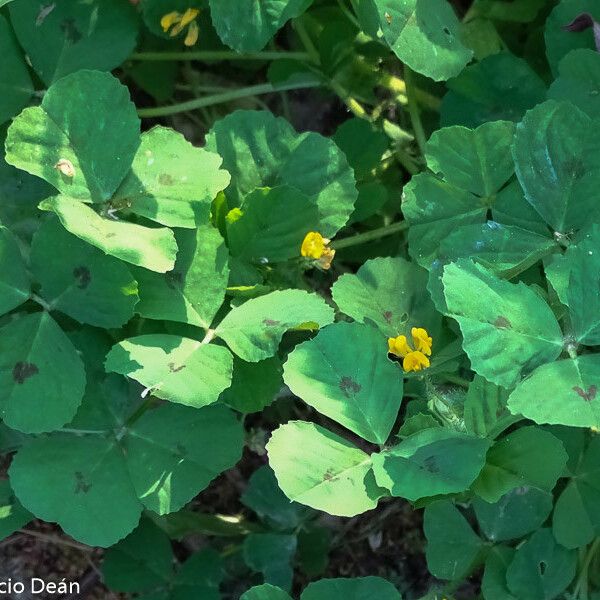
[102,519,173,592]
[332,256,439,337]
[206,110,357,237]
[472,427,568,503]
[548,49,600,119]
[30,217,138,327]
[0,312,86,433]
[243,533,297,591]
[134,225,228,328]
[301,577,401,600]
[508,356,600,428]
[442,260,563,388]
[424,501,484,580]
[215,289,335,362]
[370,0,472,81]
[464,375,509,438]
[440,53,546,128]
[40,196,177,273]
[426,121,515,197]
[6,70,140,203]
[124,404,243,514]
[544,0,598,75]
[0,224,29,316]
[372,428,489,500]
[438,222,556,278]
[267,421,382,517]
[9,435,142,547]
[284,322,403,444]
[505,529,577,600]
[512,99,600,232]
[114,126,230,228]
[227,186,319,264]
[0,14,33,125]
[9,0,139,85]
[553,436,600,548]
[474,487,554,542]
[403,173,487,266]
[105,335,233,408]
[209,0,313,53]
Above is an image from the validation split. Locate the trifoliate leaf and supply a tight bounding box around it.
[0,223,29,316]
[113,126,230,228]
[301,577,402,600]
[6,70,140,203]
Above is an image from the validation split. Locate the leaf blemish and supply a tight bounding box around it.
[168,362,186,373]
[572,385,597,402]
[339,376,361,397]
[74,471,92,495]
[383,310,393,323]
[262,319,281,327]
[73,266,91,289]
[159,173,175,186]
[12,362,39,385]
[494,316,512,329]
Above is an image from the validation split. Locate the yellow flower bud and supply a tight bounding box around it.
[170,7,199,35]
[160,11,181,32]
[300,232,335,268]
[403,351,430,372]
[411,327,432,356]
[184,19,199,46]
[388,335,412,358]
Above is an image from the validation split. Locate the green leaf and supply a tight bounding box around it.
[227,186,319,264]
[369,0,472,81]
[113,126,230,228]
[474,487,554,542]
[209,0,313,53]
[125,404,243,514]
[9,435,142,547]
[0,14,33,125]
[505,529,577,600]
[491,180,549,236]
[215,289,335,362]
[331,256,439,338]
[438,222,556,278]
[241,585,292,600]
[548,49,600,119]
[442,260,563,388]
[426,121,515,197]
[9,0,139,85]
[6,70,140,203]
[482,546,517,600]
[553,436,600,548]
[0,480,32,540]
[40,196,177,273]
[0,312,86,433]
[206,110,357,237]
[441,53,546,128]
[0,224,29,316]
[301,577,401,600]
[170,549,223,600]
[372,428,489,500]
[243,533,297,591]
[512,100,600,232]
[283,322,403,444]
[267,421,381,516]
[424,501,484,580]
[464,375,509,438]
[221,356,283,414]
[134,225,228,329]
[106,335,233,408]
[30,217,138,327]
[403,173,487,266]
[102,519,174,592]
[544,0,599,75]
[472,427,568,503]
[508,355,600,428]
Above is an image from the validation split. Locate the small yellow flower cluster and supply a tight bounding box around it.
[161,8,200,46]
[388,327,432,372]
[301,232,335,270]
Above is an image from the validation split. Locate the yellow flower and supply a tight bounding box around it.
[403,351,430,372]
[160,8,200,46]
[300,232,335,270]
[388,327,433,372]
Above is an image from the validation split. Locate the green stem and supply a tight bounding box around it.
[30,293,51,311]
[138,80,321,117]
[574,538,600,599]
[130,50,311,62]
[293,20,320,64]
[125,395,156,427]
[404,67,427,155]
[331,221,409,250]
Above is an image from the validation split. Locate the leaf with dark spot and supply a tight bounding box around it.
[339,376,362,397]
[563,13,600,52]
[263,319,281,327]
[60,17,82,43]
[383,310,393,324]
[74,471,91,494]
[12,362,39,384]
[73,265,91,289]
[158,173,174,186]
[168,362,186,373]
[572,385,597,402]
[494,316,512,329]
